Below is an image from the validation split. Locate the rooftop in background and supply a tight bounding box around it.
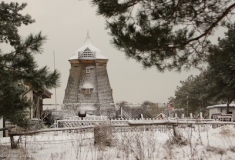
[69,32,108,60]
[206,104,235,109]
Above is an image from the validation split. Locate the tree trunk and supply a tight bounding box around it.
[3,118,5,137]
[10,135,17,149]
[9,130,17,149]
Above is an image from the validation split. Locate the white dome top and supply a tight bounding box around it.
[69,33,108,60]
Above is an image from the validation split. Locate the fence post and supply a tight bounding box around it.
[181,114,184,119]
[200,112,203,119]
[121,106,123,119]
[141,114,144,120]
[190,113,193,119]
[172,124,180,138]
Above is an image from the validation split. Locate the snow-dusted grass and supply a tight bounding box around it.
[0,125,235,160]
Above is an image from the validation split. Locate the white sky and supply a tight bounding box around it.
[4,0,232,107]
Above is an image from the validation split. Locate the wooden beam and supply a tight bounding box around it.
[8,126,94,136]
[0,126,15,131]
[128,120,235,125]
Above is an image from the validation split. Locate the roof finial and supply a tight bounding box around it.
[87,30,90,38]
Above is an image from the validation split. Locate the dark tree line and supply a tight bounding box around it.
[173,23,235,114]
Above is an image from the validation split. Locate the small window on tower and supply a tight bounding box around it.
[85,89,90,94]
[86,68,90,73]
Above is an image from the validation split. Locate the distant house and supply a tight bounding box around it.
[156,112,168,120]
[206,104,235,121]
[118,103,143,119]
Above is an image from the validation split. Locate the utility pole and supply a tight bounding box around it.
[53,51,57,112]
[53,51,58,130]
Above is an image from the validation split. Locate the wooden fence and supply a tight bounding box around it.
[5,119,235,149]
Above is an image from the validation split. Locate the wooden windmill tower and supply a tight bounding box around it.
[63,33,115,117]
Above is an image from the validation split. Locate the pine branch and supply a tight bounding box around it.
[170,3,235,49]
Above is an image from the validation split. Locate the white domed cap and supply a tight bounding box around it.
[69,32,108,60]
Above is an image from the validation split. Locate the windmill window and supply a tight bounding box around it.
[86,68,90,73]
[85,89,90,94]
[80,52,94,58]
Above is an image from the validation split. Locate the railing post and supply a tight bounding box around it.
[121,106,123,119]
[200,112,203,119]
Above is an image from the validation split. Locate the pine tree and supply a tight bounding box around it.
[0,2,60,128]
[206,23,235,113]
[173,73,216,115]
[92,0,235,71]
[174,24,235,114]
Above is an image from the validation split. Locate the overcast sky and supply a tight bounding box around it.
[4,0,232,108]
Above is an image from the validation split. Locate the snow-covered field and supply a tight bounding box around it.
[0,125,235,160]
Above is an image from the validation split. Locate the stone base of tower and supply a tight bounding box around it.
[62,103,116,119]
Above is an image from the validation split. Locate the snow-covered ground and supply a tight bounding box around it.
[0,125,235,160]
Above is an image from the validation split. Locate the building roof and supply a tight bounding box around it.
[23,81,52,98]
[206,104,235,109]
[69,32,108,60]
[34,88,52,98]
[81,83,94,89]
[156,112,168,119]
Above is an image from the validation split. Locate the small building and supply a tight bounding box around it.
[117,103,143,119]
[156,112,168,120]
[24,82,53,119]
[206,104,235,121]
[2,83,53,137]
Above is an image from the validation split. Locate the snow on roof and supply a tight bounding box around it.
[206,104,235,109]
[79,104,96,111]
[69,32,108,60]
[156,113,168,119]
[81,83,94,89]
